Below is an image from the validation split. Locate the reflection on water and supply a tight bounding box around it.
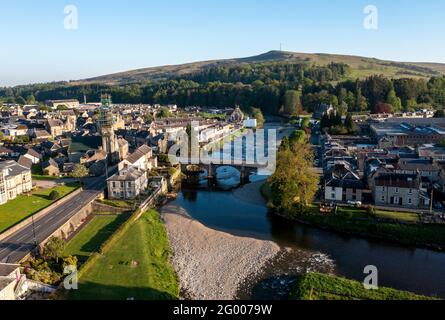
[171,187,445,298]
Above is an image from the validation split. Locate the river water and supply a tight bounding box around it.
[168,123,445,299]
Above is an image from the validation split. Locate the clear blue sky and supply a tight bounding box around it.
[1,0,444,86]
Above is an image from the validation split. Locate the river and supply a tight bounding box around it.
[164,122,445,299]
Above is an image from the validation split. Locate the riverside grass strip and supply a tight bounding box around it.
[291,273,438,300]
[70,209,179,300]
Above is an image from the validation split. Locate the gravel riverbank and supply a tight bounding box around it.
[160,204,281,300]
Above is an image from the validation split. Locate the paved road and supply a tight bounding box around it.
[0,176,107,264]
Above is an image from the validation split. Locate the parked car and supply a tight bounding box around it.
[347,200,362,207]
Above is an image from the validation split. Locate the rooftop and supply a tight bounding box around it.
[108,167,145,182]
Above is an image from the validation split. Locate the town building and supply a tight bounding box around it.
[107,167,148,200]
[42,158,60,177]
[373,174,430,209]
[0,263,22,301]
[118,144,157,172]
[45,99,80,110]
[371,122,445,148]
[0,161,33,205]
[324,162,364,203]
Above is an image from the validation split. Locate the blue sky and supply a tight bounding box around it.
[1,0,444,86]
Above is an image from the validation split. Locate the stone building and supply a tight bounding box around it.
[107,167,148,200]
[0,161,33,205]
[373,174,430,209]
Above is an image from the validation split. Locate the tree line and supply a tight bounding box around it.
[2,61,445,117]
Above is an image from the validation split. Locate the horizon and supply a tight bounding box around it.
[1,0,445,86]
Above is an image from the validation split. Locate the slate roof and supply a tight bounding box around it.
[125,145,152,164]
[374,174,419,188]
[26,148,41,159]
[47,119,64,127]
[108,167,145,182]
[0,160,30,176]
[42,158,59,169]
[18,155,32,169]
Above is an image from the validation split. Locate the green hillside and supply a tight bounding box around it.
[76,50,445,85]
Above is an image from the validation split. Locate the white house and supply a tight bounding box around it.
[243,118,258,129]
[118,144,157,172]
[107,167,148,200]
[23,149,42,164]
[0,161,33,205]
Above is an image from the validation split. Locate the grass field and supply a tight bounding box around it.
[64,214,129,263]
[98,199,135,209]
[0,183,79,233]
[70,210,179,300]
[291,273,437,300]
[337,206,420,223]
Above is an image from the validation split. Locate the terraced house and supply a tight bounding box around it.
[373,174,430,209]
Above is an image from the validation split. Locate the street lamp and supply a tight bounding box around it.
[31,214,37,247]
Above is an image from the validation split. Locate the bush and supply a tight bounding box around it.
[63,255,78,270]
[48,190,60,200]
[366,205,377,218]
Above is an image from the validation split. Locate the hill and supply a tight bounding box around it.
[76,50,445,85]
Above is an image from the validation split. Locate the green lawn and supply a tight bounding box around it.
[291,273,437,300]
[70,210,179,300]
[98,199,135,209]
[64,214,129,263]
[375,210,420,223]
[337,206,420,223]
[0,183,79,233]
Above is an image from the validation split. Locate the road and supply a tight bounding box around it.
[0,175,108,264]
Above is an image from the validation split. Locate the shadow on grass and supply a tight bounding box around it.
[67,282,178,300]
[79,213,130,254]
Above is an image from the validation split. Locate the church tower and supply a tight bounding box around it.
[99,94,120,164]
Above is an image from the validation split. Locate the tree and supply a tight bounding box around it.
[268,140,319,212]
[26,95,36,105]
[279,136,290,152]
[373,102,393,114]
[156,107,172,118]
[16,96,26,105]
[387,84,402,111]
[289,130,306,146]
[300,117,311,129]
[72,164,89,186]
[283,90,302,116]
[249,107,265,127]
[48,190,60,200]
[406,98,417,111]
[344,113,355,134]
[42,236,65,263]
[434,109,445,118]
[355,86,368,112]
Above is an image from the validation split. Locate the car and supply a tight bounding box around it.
[347,200,362,207]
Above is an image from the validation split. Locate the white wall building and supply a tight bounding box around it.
[0,161,33,205]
